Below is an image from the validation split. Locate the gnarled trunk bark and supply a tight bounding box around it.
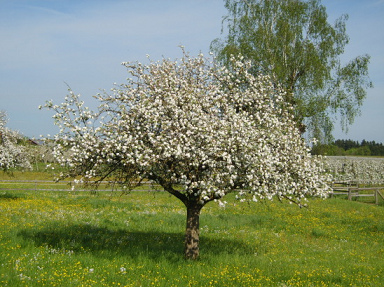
[184,202,203,260]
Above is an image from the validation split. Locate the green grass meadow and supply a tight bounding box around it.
[1,172,384,286]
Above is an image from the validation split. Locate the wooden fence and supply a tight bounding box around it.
[331,181,384,205]
[2,179,384,204]
[0,180,160,193]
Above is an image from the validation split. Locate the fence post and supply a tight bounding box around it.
[348,188,352,201]
[375,189,379,205]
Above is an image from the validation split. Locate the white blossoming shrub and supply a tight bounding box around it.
[326,156,384,185]
[0,112,31,170]
[43,50,330,259]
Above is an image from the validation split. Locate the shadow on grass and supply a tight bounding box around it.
[19,223,255,260]
[0,191,21,200]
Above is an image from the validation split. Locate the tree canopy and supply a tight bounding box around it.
[43,50,330,259]
[0,111,31,171]
[211,0,372,142]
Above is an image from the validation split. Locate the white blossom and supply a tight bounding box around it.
[43,49,330,206]
[0,112,31,170]
[325,156,384,185]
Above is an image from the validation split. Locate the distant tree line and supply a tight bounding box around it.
[312,139,384,156]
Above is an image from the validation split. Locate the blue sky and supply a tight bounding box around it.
[1,0,383,142]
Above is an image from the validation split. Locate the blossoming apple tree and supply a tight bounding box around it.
[43,50,330,259]
[0,111,31,171]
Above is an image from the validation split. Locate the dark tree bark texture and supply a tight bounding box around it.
[184,202,203,260]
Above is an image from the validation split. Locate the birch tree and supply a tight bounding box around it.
[211,0,372,142]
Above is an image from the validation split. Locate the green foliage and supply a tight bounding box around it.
[312,139,384,156]
[311,144,345,156]
[211,0,372,142]
[346,146,371,156]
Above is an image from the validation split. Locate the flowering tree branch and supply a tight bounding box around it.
[42,48,331,259]
[0,111,31,171]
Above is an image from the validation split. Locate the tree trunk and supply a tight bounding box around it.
[184,202,202,260]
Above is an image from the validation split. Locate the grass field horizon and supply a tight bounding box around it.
[1,170,384,286]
